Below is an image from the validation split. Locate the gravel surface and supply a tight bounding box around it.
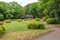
[36,22,60,40]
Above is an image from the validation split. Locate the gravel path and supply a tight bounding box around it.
[36,22,60,40]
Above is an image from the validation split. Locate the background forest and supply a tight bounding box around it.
[0,0,60,23]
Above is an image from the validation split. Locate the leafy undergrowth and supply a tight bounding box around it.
[0,28,53,40]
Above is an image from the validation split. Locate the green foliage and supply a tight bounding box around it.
[25,2,44,18]
[42,17,46,21]
[27,21,45,29]
[4,19,11,23]
[9,1,25,19]
[6,14,13,19]
[43,9,49,14]
[35,18,40,21]
[37,0,60,23]
[0,14,4,21]
[0,1,25,19]
[0,26,5,36]
[46,18,58,24]
[0,0,60,23]
[17,19,22,22]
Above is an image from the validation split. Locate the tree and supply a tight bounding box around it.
[0,14,4,21]
[6,14,13,19]
[39,0,60,23]
[0,1,25,20]
[25,2,44,18]
[9,1,25,19]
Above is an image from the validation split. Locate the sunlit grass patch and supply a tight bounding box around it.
[0,28,53,40]
[0,20,53,40]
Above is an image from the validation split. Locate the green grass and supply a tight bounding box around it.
[0,20,53,40]
[0,28,53,40]
[3,20,41,32]
[51,24,60,27]
[3,21,28,32]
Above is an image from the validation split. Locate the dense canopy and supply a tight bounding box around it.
[0,1,25,20]
[0,0,60,23]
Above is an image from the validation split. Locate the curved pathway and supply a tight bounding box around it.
[36,22,60,40]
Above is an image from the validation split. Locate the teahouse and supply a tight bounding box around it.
[24,15,34,19]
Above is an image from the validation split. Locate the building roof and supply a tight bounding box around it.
[25,15,34,18]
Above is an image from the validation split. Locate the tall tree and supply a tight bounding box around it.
[0,1,25,20]
[25,2,44,18]
[9,1,25,19]
[39,0,60,23]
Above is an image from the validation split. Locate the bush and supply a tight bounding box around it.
[0,26,5,36]
[35,18,40,21]
[0,21,4,25]
[46,18,58,24]
[42,17,46,21]
[4,19,11,23]
[27,21,45,29]
[17,19,22,22]
[0,14,4,21]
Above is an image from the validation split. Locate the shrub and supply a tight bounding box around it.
[0,14,4,21]
[0,26,5,36]
[27,21,45,29]
[35,18,40,21]
[17,19,22,22]
[0,21,4,25]
[4,19,11,23]
[46,18,58,24]
[42,17,46,21]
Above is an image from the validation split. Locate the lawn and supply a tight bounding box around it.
[52,24,60,27]
[3,21,28,32]
[0,20,53,40]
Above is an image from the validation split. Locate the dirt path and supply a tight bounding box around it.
[36,22,60,40]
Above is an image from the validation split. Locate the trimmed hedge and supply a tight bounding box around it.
[35,18,40,21]
[42,17,46,21]
[4,19,11,23]
[27,21,45,29]
[17,19,22,22]
[46,18,58,24]
[0,26,5,36]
